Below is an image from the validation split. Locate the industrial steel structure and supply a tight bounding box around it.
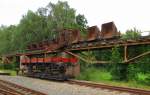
[1,21,150,80]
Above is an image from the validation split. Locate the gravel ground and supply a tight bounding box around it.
[0,75,136,95]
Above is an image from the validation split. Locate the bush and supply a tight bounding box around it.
[145,74,150,86]
[3,64,14,69]
[76,67,94,81]
[127,64,138,80]
[110,63,128,81]
[76,66,111,81]
[110,46,128,81]
[0,63,4,69]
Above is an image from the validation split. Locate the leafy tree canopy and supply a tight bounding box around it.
[122,28,141,40]
[0,1,88,54]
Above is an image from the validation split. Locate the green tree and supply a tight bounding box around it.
[111,46,122,63]
[0,25,17,54]
[0,1,86,70]
[76,14,88,36]
[110,46,128,81]
[47,1,76,30]
[127,64,138,80]
[14,10,48,50]
[122,28,141,40]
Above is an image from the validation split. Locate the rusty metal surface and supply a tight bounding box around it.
[67,39,150,50]
[27,43,38,50]
[3,37,150,57]
[71,29,81,43]
[47,39,59,51]
[3,22,150,58]
[87,26,100,41]
[101,22,120,39]
[26,22,121,51]
[59,29,81,44]
[65,64,80,77]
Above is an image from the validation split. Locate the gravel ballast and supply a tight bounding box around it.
[0,75,135,95]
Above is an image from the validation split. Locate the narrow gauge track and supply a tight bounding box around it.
[68,79,150,95]
[0,79,46,95]
[0,88,20,95]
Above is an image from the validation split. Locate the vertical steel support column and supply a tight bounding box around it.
[124,45,128,62]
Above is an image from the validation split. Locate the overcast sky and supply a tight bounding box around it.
[0,0,150,33]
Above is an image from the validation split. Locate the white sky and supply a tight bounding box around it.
[0,0,150,33]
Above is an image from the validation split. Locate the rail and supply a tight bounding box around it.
[68,79,150,95]
[0,79,46,95]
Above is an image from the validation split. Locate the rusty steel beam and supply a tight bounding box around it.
[66,40,150,51]
[65,51,110,64]
[66,50,150,64]
[14,39,150,56]
[65,51,89,63]
[3,39,150,58]
[125,51,150,63]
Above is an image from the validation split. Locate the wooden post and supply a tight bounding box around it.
[124,45,127,62]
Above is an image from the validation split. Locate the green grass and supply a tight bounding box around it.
[137,73,149,81]
[76,68,111,81]
[0,70,17,76]
[76,67,150,90]
[97,80,150,90]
